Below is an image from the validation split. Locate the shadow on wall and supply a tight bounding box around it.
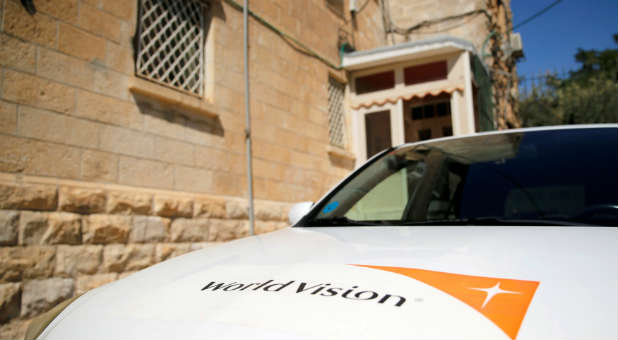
[131,93,225,138]
[328,153,355,170]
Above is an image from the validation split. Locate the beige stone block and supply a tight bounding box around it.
[226,200,248,219]
[17,211,84,246]
[193,146,245,174]
[129,216,170,243]
[117,271,136,280]
[81,150,118,182]
[0,318,31,340]
[78,4,121,42]
[0,33,36,72]
[18,211,48,245]
[83,214,130,244]
[170,218,209,242]
[3,0,57,47]
[18,106,99,148]
[215,86,243,114]
[59,187,106,214]
[75,273,117,295]
[155,243,192,262]
[212,171,244,197]
[0,210,19,246]
[0,183,57,211]
[76,90,143,129]
[105,41,133,74]
[93,68,130,100]
[0,135,82,178]
[208,219,249,242]
[0,246,55,282]
[82,0,101,8]
[194,197,226,218]
[155,136,195,167]
[58,23,105,62]
[173,166,215,194]
[106,191,152,215]
[21,278,74,317]
[0,100,17,134]
[99,125,154,158]
[102,244,154,272]
[118,156,174,190]
[0,282,21,323]
[45,212,82,245]
[255,221,279,234]
[255,202,288,221]
[2,69,76,114]
[100,0,136,21]
[36,0,78,22]
[37,47,95,89]
[55,245,103,277]
[153,196,193,218]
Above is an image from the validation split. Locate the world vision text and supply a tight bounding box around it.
[200,280,406,307]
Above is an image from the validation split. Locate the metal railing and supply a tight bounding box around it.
[136,0,206,96]
[328,77,346,148]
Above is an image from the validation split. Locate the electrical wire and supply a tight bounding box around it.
[513,0,563,30]
[223,0,342,70]
[387,9,491,36]
[355,0,371,14]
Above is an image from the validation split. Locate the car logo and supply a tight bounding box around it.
[354,265,540,340]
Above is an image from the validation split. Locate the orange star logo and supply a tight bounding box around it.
[354,265,540,340]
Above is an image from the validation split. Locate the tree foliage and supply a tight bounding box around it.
[518,34,618,127]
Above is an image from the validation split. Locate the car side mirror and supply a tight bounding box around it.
[288,201,313,225]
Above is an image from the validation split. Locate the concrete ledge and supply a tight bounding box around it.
[128,77,219,119]
[326,145,356,161]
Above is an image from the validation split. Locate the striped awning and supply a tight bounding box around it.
[351,86,463,110]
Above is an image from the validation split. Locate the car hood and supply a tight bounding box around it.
[41,226,617,340]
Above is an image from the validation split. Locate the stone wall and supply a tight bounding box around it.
[0,178,290,338]
[387,0,488,51]
[385,0,520,129]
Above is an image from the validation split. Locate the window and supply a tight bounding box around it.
[355,71,395,95]
[365,110,392,158]
[136,0,206,96]
[404,61,447,86]
[328,77,346,147]
[403,96,452,143]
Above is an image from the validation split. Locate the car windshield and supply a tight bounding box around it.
[303,127,617,227]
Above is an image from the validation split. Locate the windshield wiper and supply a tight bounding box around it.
[305,216,387,227]
[398,217,591,226]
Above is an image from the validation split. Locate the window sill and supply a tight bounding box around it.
[326,145,356,161]
[128,77,219,119]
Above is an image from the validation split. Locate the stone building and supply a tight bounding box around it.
[0,0,518,337]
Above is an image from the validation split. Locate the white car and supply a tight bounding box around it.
[29,125,617,340]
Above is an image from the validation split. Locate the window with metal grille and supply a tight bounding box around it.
[328,77,346,148]
[136,0,206,96]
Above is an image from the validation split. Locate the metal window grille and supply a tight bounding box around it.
[328,77,346,148]
[136,0,206,96]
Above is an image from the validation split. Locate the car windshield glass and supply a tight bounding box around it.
[305,128,617,226]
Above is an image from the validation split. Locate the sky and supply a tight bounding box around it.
[510,0,617,79]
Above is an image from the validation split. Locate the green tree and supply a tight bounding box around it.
[519,34,618,126]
